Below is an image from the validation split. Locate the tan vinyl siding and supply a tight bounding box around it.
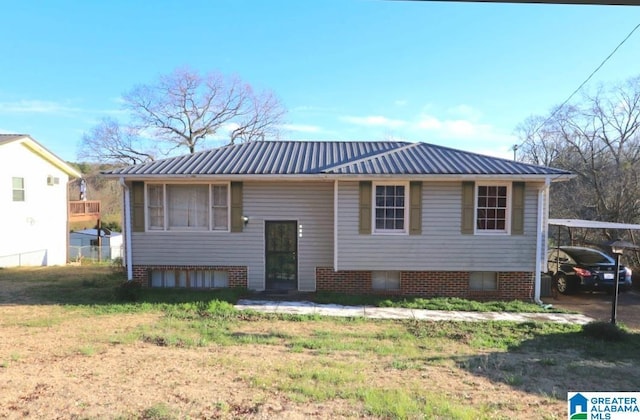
[337,181,542,271]
[131,181,334,291]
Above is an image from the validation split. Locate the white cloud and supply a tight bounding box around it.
[394,99,408,107]
[416,115,442,130]
[0,100,82,115]
[447,104,483,121]
[341,115,406,128]
[415,114,511,141]
[280,123,322,133]
[0,99,124,118]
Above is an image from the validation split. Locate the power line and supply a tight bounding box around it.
[513,22,640,159]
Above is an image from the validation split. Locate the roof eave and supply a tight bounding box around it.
[102,172,573,182]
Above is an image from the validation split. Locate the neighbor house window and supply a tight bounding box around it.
[476,184,509,233]
[146,183,229,231]
[469,272,498,291]
[374,183,408,233]
[372,271,400,291]
[12,177,25,201]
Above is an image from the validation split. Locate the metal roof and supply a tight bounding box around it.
[549,219,640,230]
[103,140,572,178]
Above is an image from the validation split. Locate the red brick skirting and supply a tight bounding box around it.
[132,265,247,288]
[316,267,533,301]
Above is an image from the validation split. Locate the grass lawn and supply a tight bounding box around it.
[1,265,638,419]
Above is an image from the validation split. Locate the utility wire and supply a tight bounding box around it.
[513,22,640,159]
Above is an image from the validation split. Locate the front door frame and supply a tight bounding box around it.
[264,220,298,291]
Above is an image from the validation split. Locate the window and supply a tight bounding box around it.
[372,271,400,290]
[469,272,498,291]
[151,269,229,288]
[146,184,228,231]
[374,183,407,233]
[476,184,509,233]
[211,185,228,230]
[167,185,209,230]
[147,185,164,230]
[12,177,24,201]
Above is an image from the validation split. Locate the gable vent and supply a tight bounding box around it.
[47,176,60,186]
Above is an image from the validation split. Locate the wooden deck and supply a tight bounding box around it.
[68,200,101,221]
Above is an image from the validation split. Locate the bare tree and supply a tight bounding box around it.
[515,113,567,166]
[78,118,156,165]
[123,67,286,153]
[517,75,640,231]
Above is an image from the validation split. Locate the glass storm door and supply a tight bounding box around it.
[265,221,298,290]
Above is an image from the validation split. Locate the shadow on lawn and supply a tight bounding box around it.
[452,324,640,400]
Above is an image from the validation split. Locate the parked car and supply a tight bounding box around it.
[547,246,632,295]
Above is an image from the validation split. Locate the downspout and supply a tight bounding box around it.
[120,177,133,281]
[534,177,551,305]
[334,180,338,272]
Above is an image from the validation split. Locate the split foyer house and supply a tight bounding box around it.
[0,134,82,266]
[104,140,572,300]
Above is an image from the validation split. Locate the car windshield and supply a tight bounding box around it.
[565,248,613,265]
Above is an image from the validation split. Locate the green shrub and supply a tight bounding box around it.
[114,280,142,302]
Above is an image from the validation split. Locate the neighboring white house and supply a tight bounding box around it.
[69,228,123,261]
[0,134,82,266]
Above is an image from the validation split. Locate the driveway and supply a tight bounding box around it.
[544,289,640,329]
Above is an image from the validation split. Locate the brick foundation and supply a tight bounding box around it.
[132,265,247,288]
[316,267,533,301]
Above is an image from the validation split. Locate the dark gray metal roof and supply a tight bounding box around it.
[103,140,572,177]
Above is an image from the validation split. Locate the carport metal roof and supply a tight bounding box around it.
[549,219,640,230]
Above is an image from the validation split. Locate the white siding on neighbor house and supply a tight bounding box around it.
[0,142,70,266]
[131,181,334,291]
[337,180,544,272]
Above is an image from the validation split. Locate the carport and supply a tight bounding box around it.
[542,218,640,300]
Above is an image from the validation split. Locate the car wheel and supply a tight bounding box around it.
[555,274,573,295]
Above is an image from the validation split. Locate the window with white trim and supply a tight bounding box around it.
[146,183,229,231]
[211,185,229,230]
[12,177,25,202]
[469,272,498,291]
[476,184,509,233]
[374,183,408,233]
[147,185,164,230]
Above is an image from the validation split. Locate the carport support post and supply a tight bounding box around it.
[611,252,621,325]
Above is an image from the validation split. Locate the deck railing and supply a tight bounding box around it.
[68,200,101,221]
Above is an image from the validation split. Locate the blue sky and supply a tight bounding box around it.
[1,1,639,162]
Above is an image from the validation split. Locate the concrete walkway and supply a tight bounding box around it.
[235,299,594,325]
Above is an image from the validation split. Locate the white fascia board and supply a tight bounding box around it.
[103,173,573,183]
